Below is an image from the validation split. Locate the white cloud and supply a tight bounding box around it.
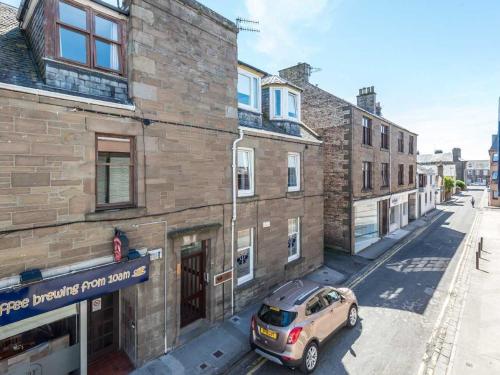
[243,0,339,69]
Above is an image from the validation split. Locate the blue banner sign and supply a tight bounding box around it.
[0,256,150,326]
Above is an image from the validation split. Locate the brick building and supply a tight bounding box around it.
[0,1,323,373]
[279,63,418,254]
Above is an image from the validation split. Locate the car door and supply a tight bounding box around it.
[304,290,331,342]
[323,288,349,331]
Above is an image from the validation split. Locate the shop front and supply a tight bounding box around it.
[389,190,417,233]
[354,199,380,253]
[0,256,150,375]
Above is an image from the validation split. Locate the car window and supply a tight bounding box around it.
[305,294,326,316]
[258,304,297,327]
[323,289,341,305]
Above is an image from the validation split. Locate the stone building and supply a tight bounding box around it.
[464,160,490,186]
[234,62,324,311]
[418,151,457,201]
[279,63,418,254]
[488,135,499,206]
[417,165,438,216]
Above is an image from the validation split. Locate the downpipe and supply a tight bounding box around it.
[231,129,244,315]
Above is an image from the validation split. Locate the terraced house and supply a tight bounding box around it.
[0,0,324,372]
[279,63,418,254]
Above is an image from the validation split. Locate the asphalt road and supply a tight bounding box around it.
[230,188,484,375]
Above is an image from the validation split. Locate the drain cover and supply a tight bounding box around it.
[199,362,208,370]
[230,316,241,324]
[212,350,224,359]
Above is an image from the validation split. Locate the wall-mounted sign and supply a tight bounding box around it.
[263,221,271,228]
[91,298,102,312]
[0,256,150,326]
[214,270,232,286]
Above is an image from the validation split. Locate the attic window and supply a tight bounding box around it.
[56,1,124,74]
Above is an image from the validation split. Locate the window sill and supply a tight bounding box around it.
[235,278,259,291]
[285,256,305,270]
[287,190,304,198]
[361,144,373,148]
[237,194,259,202]
[361,188,373,193]
[380,147,389,152]
[380,186,389,189]
[86,207,146,221]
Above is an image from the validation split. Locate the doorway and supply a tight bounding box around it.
[379,199,389,236]
[180,240,208,327]
[87,292,119,363]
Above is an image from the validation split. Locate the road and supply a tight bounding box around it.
[229,188,484,375]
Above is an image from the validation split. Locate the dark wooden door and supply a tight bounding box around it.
[181,246,206,327]
[88,292,119,363]
[379,200,388,236]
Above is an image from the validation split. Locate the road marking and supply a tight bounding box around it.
[417,191,483,375]
[246,356,267,375]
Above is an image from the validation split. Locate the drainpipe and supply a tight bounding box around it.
[231,129,244,316]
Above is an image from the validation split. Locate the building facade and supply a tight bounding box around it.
[279,63,418,254]
[418,151,457,201]
[417,166,438,216]
[464,160,490,186]
[488,135,499,206]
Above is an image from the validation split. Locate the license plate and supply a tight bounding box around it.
[259,327,278,339]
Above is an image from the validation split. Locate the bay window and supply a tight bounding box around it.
[288,92,298,118]
[56,1,124,74]
[271,87,300,121]
[237,148,254,197]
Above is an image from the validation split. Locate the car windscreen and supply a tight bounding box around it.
[258,304,297,327]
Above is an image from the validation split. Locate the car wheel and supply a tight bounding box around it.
[300,341,319,373]
[346,304,358,328]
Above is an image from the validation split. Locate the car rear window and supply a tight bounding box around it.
[258,304,297,327]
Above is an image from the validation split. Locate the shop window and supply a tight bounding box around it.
[237,148,254,197]
[288,217,300,262]
[354,202,379,245]
[236,228,254,285]
[390,206,396,225]
[96,135,134,209]
[288,152,300,191]
[56,1,124,73]
[362,117,372,146]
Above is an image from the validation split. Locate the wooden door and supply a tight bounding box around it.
[87,292,119,363]
[180,242,206,327]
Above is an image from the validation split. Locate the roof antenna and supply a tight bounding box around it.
[236,17,260,33]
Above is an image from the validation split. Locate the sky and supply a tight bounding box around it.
[3,0,499,159]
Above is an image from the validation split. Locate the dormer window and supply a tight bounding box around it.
[271,87,300,121]
[238,69,261,112]
[56,1,124,74]
[288,92,298,118]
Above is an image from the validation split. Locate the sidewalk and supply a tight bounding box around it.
[446,207,500,374]
[325,208,443,282]
[131,265,345,375]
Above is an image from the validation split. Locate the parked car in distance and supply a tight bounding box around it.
[250,279,358,373]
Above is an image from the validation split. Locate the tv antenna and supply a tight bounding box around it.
[236,17,260,33]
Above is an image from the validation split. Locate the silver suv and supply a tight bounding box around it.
[250,279,358,373]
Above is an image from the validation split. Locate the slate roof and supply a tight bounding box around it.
[417,152,454,164]
[261,75,302,91]
[0,2,42,89]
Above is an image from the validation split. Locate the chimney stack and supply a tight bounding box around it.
[279,63,312,85]
[452,147,461,162]
[357,86,378,115]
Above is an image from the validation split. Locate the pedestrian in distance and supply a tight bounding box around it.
[471,197,475,208]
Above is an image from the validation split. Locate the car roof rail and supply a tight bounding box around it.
[270,279,302,296]
[294,286,320,305]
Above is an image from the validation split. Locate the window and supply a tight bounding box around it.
[258,304,297,327]
[288,152,300,191]
[288,217,300,262]
[362,161,372,190]
[381,124,389,149]
[419,174,427,187]
[493,191,499,199]
[409,135,414,154]
[306,293,326,316]
[288,92,298,118]
[493,153,498,162]
[492,171,498,181]
[381,163,389,187]
[409,165,414,184]
[238,70,260,111]
[403,202,408,215]
[429,175,433,185]
[398,131,404,152]
[323,289,341,305]
[236,228,253,285]
[237,148,254,197]
[390,206,396,224]
[271,88,300,120]
[429,191,432,202]
[425,193,427,204]
[274,89,282,117]
[56,1,123,73]
[398,164,404,185]
[96,135,134,209]
[362,117,372,146]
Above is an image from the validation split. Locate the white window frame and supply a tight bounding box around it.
[237,68,261,113]
[288,217,301,262]
[287,91,299,119]
[236,228,254,285]
[287,152,301,192]
[270,87,301,121]
[237,147,254,197]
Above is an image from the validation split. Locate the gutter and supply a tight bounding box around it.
[231,129,244,315]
